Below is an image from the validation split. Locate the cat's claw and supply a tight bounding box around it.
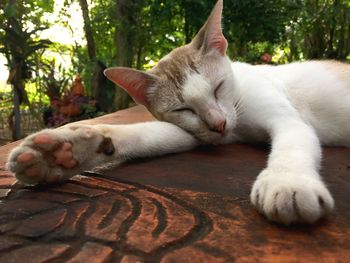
[6,126,113,185]
[250,169,334,225]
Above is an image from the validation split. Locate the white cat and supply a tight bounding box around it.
[7,0,350,225]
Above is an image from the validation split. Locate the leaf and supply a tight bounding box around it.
[4,4,17,18]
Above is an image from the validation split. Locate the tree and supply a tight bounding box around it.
[0,0,53,139]
[79,0,96,61]
[0,0,52,104]
[298,0,350,60]
[78,0,114,112]
[114,0,139,109]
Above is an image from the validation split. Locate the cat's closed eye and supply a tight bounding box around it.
[214,81,224,99]
[173,108,195,114]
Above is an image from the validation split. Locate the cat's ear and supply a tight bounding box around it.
[104,67,157,107]
[190,0,227,55]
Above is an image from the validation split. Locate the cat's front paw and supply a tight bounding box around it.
[250,169,334,225]
[6,126,115,185]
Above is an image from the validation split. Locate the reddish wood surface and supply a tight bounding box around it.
[0,106,349,262]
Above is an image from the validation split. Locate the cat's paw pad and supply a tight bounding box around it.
[250,170,334,225]
[7,127,106,185]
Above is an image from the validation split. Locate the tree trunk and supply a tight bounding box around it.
[182,1,191,44]
[114,0,137,110]
[135,44,143,70]
[6,0,29,105]
[79,0,96,60]
[5,0,28,139]
[79,0,113,112]
[93,61,115,112]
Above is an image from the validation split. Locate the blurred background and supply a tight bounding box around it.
[1,0,350,144]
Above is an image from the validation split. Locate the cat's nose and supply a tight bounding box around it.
[211,120,226,134]
[206,108,226,134]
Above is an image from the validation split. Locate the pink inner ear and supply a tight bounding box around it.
[190,0,228,55]
[208,34,228,55]
[123,75,151,105]
[104,67,156,106]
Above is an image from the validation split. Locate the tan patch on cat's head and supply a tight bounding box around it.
[146,45,202,115]
[151,46,200,87]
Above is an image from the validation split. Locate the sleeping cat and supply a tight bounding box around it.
[6,0,350,225]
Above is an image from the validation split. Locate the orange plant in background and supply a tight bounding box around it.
[59,76,85,117]
[46,76,97,127]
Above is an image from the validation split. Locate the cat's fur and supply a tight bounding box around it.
[7,0,350,225]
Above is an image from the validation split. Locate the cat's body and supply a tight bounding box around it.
[7,0,349,225]
[230,61,350,146]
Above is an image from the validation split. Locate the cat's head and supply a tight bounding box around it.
[105,0,237,143]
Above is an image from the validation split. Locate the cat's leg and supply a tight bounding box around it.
[250,117,334,225]
[7,122,198,185]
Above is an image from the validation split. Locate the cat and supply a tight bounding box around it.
[6,0,350,225]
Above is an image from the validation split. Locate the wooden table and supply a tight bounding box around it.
[0,106,349,263]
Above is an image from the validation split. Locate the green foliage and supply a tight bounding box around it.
[89,0,116,64]
[1,0,350,125]
[0,1,54,76]
[290,0,350,60]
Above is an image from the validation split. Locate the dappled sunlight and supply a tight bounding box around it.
[40,0,85,46]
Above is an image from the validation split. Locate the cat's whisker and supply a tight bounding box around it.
[233,95,245,121]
